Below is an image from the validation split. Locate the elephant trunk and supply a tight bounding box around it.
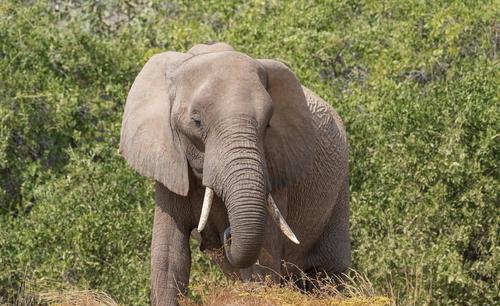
[223,164,267,268]
[203,117,268,268]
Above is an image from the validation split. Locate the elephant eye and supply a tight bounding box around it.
[191,114,202,128]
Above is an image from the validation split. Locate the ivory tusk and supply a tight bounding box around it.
[266,195,300,245]
[197,187,214,232]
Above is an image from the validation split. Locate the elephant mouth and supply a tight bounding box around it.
[197,187,300,245]
[223,227,232,250]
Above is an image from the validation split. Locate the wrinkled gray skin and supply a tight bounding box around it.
[120,43,350,306]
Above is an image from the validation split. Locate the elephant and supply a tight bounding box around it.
[119,42,350,305]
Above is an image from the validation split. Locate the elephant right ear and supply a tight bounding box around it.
[120,52,192,196]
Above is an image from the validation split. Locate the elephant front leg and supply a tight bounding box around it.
[151,183,193,306]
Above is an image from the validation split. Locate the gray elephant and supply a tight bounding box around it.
[119,43,350,305]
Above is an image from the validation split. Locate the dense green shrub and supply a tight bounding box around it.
[0,1,497,305]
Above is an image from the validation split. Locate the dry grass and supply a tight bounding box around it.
[6,280,119,306]
[36,290,119,306]
[181,270,391,306]
[9,270,390,306]
[180,283,390,306]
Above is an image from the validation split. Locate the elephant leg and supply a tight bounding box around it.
[306,179,351,283]
[151,182,193,306]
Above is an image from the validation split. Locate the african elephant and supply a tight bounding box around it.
[119,43,350,305]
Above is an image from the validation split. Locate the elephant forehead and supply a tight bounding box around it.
[173,74,271,120]
[176,51,265,85]
[188,75,271,108]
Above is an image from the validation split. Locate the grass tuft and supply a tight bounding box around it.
[37,290,118,306]
[181,269,391,306]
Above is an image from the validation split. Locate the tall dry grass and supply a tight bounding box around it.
[181,269,391,306]
[7,270,391,306]
[5,279,118,306]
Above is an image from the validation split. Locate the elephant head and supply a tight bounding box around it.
[120,43,315,268]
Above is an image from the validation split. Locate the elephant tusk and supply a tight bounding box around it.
[197,187,214,232]
[267,195,300,245]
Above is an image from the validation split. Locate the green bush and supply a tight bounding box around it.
[0,1,497,305]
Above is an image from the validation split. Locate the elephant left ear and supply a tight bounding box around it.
[258,59,317,190]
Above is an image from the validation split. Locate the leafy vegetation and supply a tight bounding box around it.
[0,1,498,305]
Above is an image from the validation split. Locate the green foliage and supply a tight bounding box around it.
[0,1,498,305]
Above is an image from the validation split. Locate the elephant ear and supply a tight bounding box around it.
[259,59,316,190]
[120,52,192,196]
